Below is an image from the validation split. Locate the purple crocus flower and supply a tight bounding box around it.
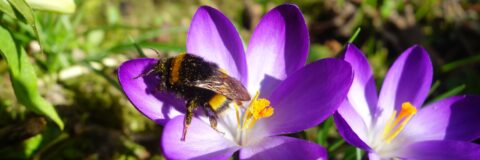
[335,44,480,159]
[118,4,353,159]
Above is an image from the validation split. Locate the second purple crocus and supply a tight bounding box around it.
[335,44,480,159]
[118,4,353,159]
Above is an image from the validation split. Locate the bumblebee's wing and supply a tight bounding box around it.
[190,71,250,101]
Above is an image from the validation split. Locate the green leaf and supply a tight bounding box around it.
[26,0,76,14]
[316,117,334,146]
[23,134,43,157]
[0,26,64,129]
[0,0,17,18]
[7,0,35,25]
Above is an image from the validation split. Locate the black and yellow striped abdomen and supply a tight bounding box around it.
[208,94,231,113]
[162,54,230,112]
[169,54,186,84]
[143,53,250,141]
[165,53,218,87]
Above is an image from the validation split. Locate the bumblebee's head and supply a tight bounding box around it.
[155,58,169,89]
[133,58,167,81]
[154,58,167,72]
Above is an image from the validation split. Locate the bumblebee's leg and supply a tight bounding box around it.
[202,105,224,134]
[181,99,196,141]
[156,81,166,92]
[132,68,156,79]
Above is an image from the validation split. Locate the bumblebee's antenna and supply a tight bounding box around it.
[132,69,156,79]
[148,48,161,58]
[132,49,163,79]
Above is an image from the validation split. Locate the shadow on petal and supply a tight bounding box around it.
[445,96,480,140]
[246,4,308,93]
[118,58,185,125]
[140,62,186,124]
[187,6,247,83]
[258,74,282,98]
[162,116,240,160]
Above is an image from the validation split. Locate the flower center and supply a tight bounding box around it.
[236,91,274,130]
[224,91,274,146]
[381,102,417,143]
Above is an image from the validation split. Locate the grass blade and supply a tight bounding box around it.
[431,84,466,103]
[441,54,480,72]
[348,28,362,43]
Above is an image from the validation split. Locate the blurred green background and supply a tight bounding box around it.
[0,0,479,159]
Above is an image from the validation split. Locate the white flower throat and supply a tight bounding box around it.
[212,91,274,146]
[381,102,417,143]
[370,102,417,157]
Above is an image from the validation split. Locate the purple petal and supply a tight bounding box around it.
[368,152,382,160]
[398,140,480,159]
[246,4,309,97]
[376,45,432,125]
[187,6,247,83]
[240,136,327,160]
[162,116,240,160]
[253,58,353,136]
[333,101,371,151]
[117,58,184,125]
[342,44,378,126]
[399,95,480,142]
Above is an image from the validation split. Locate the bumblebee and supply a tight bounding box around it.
[139,53,250,141]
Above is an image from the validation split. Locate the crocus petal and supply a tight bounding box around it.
[253,58,353,137]
[368,152,382,160]
[162,116,240,160]
[187,6,247,83]
[376,45,432,126]
[240,136,327,160]
[398,140,480,160]
[398,95,480,142]
[333,101,371,151]
[118,58,184,125]
[246,4,309,96]
[342,44,378,126]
